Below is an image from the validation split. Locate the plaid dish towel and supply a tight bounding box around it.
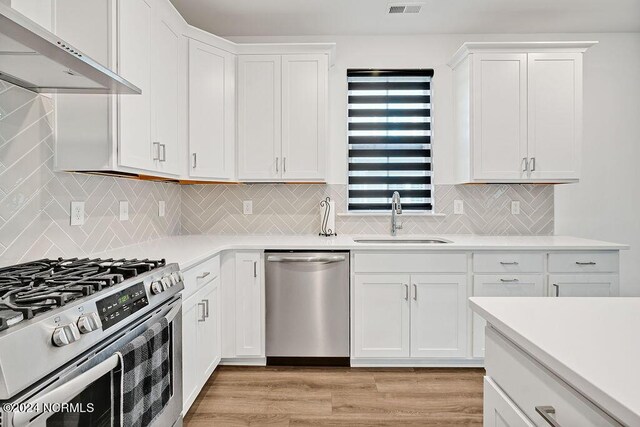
[117,317,171,427]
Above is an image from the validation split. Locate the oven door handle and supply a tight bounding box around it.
[12,354,120,427]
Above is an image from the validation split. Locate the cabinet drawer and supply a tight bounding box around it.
[484,376,534,427]
[354,252,467,273]
[182,255,220,300]
[548,252,618,273]
[473,252,544,273]
[486,327,621,426]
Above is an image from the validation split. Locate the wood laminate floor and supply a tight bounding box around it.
[184,366,484,426]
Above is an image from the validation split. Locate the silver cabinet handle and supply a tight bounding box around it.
[529,157,536,172]
[522,157,528,172]
[192,153,197,169]
[500,261,519,265]
[253,261,257,278]
[203,299,210,319]
[500,278,519,283]
[553,283,560,297]
[267,255,346,263]
[159,144,166,162]
[576,261,596,265]
[283,157,287,173]
[404,284,409,300]
[535,406,562,427]
[275,157,279,172]
[12,354,120,426]
[412,284,417,300]
[152,142,160,160]
[197,271,210,280]
[197,302,206,322]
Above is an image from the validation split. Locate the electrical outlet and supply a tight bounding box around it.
[119,201,129,221]
[158,201,166,217]
[243,200,253,215]
[70,201,85,226]
[511,200,521,215]
[453,200,464,215]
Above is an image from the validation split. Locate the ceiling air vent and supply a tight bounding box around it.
[387,3,423,14]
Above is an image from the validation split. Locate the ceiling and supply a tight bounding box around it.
[169,0,640,37]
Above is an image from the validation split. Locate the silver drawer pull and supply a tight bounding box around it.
[575,261,596,265]
[404,284,409,300]
[500,278,519,283]
[198,302,206,322]
[197,271,211,280]
[203,299,210,318]
[553,283,560,297]
[253,261,257,278]
[535,406,562,427]
[500,261,519,265]
[267,255,346,263]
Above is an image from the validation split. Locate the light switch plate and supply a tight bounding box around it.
[70,201,85,226]
[243,200,253,215]
[119,201,129,221]
[158,201,165,217]
[511,201,521,215]
[453,200,464,215]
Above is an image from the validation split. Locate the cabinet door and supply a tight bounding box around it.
[353,274,410,358]
[472,53,528,181]
[235,252,263,357]
[199,278,221,377]
[188,39,235,180]
[473,274,544,358]
[281,54,327,181]
[237,55,282,180]
[484,377,535,427]
[151,4,180,175]
[410,274,467,358]
[182,292,205,413]
[118,0,153,172]
[549,274,619,297]
[528,53,582,181]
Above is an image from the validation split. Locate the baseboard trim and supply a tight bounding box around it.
[220,357,267,366]
[350,357,485,368]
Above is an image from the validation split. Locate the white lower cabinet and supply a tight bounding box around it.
[549,274,619,297]
[484,377,534,427]
[353,274,410,358]
[234,252,263,357]
[182,277,221,414]
[411,275,467,358]
[353,270,467,360]
[472,274,545,358]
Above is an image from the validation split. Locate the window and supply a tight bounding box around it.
[347,69,433,212]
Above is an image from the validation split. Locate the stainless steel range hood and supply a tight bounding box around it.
[0,3,141,94]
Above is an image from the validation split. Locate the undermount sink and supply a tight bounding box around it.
[353,238,452,244]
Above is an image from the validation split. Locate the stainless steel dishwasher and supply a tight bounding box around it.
[265,251,350,365]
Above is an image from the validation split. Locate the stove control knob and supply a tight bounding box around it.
[161,277,172,290]
[151,281,163,295]
[52,323,81,347]
[177,271,184,282]
[77,312,102,334]
[171,272,181,284]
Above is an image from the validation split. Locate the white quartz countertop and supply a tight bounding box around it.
[94,234,628,270]
[470,297,640,426]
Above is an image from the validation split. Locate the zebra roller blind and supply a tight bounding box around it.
[347,69,433,212]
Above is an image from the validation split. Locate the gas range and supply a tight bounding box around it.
[0,257,184,400]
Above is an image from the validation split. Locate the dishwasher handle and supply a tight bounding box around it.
[267,255,347,264]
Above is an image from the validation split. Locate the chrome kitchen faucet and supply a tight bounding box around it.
[391,191,403,236]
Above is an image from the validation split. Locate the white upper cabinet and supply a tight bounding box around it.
[450,42,596,184]
[281,54,328,181]
[527,53,582,181]
[237,53,329,182]
[237,55,282,181]
[188,39,236,180]
[118,0,153,172]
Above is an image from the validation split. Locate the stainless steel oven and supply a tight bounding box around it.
[6,296,182,427]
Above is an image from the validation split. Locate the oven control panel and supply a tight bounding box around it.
[95,282,148,330]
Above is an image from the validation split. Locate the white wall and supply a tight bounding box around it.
[233,32,640,295]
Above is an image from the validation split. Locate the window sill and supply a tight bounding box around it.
[337,212,446,218]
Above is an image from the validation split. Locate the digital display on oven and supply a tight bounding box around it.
[95,282,148,330]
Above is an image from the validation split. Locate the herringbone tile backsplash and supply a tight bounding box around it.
[0,81,553,266]
[0,83,181,265]
[182,183,553,236]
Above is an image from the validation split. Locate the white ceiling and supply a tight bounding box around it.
[169,0,640,37]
